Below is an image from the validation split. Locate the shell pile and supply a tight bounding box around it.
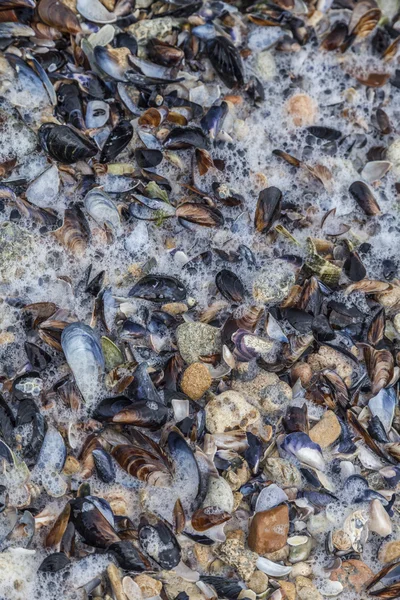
[2,0,400,599]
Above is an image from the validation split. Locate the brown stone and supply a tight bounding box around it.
[180,362,212,400]
[378,540,400,563]
[248,505,289,554]
[330,559,373,593]
[247,571,269,594]
[134,574,162,598]
[309,410,341,448]
[279,581,296,600]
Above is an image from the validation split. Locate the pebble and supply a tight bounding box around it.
[252,263,295,304]
[134,575,162,598]
[285,93,318,127]
[202,475,234,513]
[232,371,292,414]
[238,590,256,600]
[180,362,212,400]
[176,322,222,364]
[289,562,313,579]
[332,530,352,551]
[330,559,373,593]
[205,390,260,434]
[248,505,290,554]
[378,539,400,563]
[279,580,296,600]
[387,138,400,178]
[247,571,269,594]
[264,545,289,562]
[309,410,341,448]
[163,575,203,600]
[0,332,15,345]
[161,302,188,315]
[224,460,251,491]
[263,458,302,488]
[369,499,392,537]
[216,538,258,581]
[295,577,323,600]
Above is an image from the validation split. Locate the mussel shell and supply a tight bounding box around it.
[321,22,348,51]
[138,514,181,569]
[215,269,245,303]
[200,102,228,138]
[70,497,120,549]
[191,507,231,531]
[163,127,208,150]
[254,186,282,234]
[100,120,133,163]
[128,275,187,302]
[135,148,163,168]
[206,36,244,89]
[92,448,116,483]
[176,202,224,227]
[56,82,84,130]
[349,181,381,216]
[94,395,133,420]
[39,124,98,164]
[38,552,71,573]
[307,126,341,141]
[38,0,81,34]
[112,399,169,428]
[200,576,242,599]
[24,341,52,371]
[147,39,184,67]
[108,540,152,571]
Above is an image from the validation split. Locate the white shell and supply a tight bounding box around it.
[77,0,116,23]
[255,484,288,513]
[256,556,292,577]
[369,499,392,537]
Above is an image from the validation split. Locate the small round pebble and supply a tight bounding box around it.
[180,362,212,400]
[248,571,269,594]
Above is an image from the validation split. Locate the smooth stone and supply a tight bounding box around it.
[285,93,318,127]
[289,562,313,579]
[307,345,354,386]
[202,476,234,513]
[134,574,162,598]
[255,50,276,81]
[369,499,392,537]
[309,410,341,448]
[248,505,289,554]
[176,322,221,365]
[279,580,296,600]
[216,538,258,581]
[295,577,323,600]
[330,559,373,593]
[205,391,260,434]
[180,362,212,400]
[252,263,295,304]
[247,571,269,594]
[387,138,400,177]
[255,484,289,513]
[378,539,400,563]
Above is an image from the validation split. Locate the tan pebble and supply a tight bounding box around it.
[205,390,260,433]
[226,529,246,544]
[128,263,142,277]
[253,172,268,189]
[180,362,212,400]
[161,302,188,316]
[238,591,256,600]
[290,362,312,387]
[279,580,296,600]
[233,491,243,511]
[134,574,162,598]
[247,571,269,594]
[285,94,318,127]
[0,332,14,345]
[194,544,214,570]
[309,410,341,448]
[295,577,322,600]
[62,455,80,475]
[332,530,352,551]
[289,562,312,579]
[307,346,353,386]
[264,545,290,562]
[224,461,251,491]
[378,539,400,563]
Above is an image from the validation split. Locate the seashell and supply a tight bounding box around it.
[343,509,368,553]
[100,119,133,163]
[164,127,208,150]
[77,0,116,24]
[307,126,341,141]
[360,160,391,183]
[280,432,325,471]
[39,124,98,164]
[128,275,187,302]
[70,496,120,549]
[369,499,392,537]
[349,181,381,217]
[176,202,224,227]
[61,322,104,403]
[191,507,231,531]
[200,102,228,139]
[255,556,292,578]
[84,188,120,233]
[255,484,288,513]
[254,186,282,234]
[38,552,70,573]
[287,535,312,563]
[321,22,348,51]
[38,0,81,34]
[147,38,184,67]
[45,503,71,548]
[86,100,110,128]
[206,36,244,89]
[215,269,245,303]
[363,344,394,395]
[369,387,396,433]
[138,513,181,570]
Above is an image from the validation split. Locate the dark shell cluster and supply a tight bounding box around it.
[2,0,400,599]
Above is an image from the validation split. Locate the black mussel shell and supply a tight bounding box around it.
[38,552,70,573]
[70,497,120,549]
[343,251,366,281]
[283,404,308,434]
[85,269,105,296]
[376,108,392,134]
[176,203,224,227]
[100,119,133,163]
[164,94,203,119]
[0,396,15,447]
[163,127,208,150]
[147,38,184,67]
[368,414,389,443]
[320,21,348,51]
[113,32,138,55]
[349,181,381,216]
[128,275,187,302]
[92,448,116,483]
[312,314,335,342]
[254,186,282,234]
[206,36,244,89]
[306,126,341,141]
[39,124,98,164]
[200,102,228,138]
[24,341,52,371]
[93,396,133,420]
[112,399,169,429]
[56,82,84,130]
[215,269,245,303]
[201,576,242,599]
[138,514,181,569]
[135,148,163,168]
[108,540,152,571]
[127,362,162,404]
[244,432,262,474]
